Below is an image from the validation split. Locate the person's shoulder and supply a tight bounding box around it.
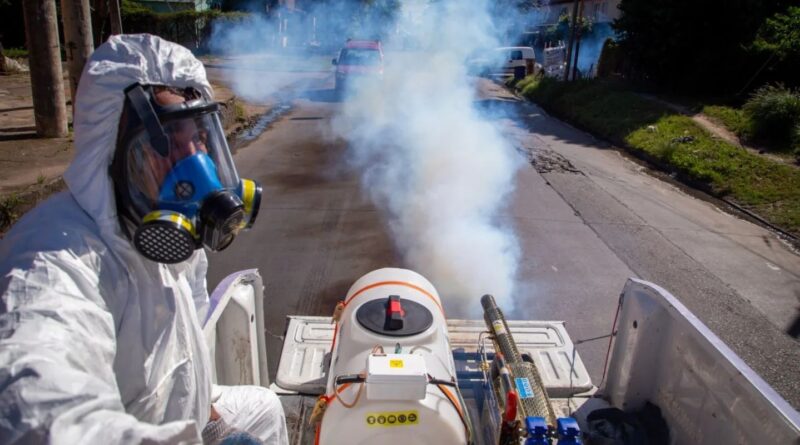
[1,191,107,271]
[4,190,96,237]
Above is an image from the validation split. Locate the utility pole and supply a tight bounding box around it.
[108,0,123,35]
[22,0,69,138]
[60,0,94,108]
[92,0,108,47]
[571,0,585,81]
[564,0,580,81]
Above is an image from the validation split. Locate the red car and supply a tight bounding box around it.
[332,39,384,92]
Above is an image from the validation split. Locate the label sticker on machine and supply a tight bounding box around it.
[515,377,534,399]
[491,320,507,335]
[389,359,404,368]
[365,410,420,427]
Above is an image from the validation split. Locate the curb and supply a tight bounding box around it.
[719,197,799,246]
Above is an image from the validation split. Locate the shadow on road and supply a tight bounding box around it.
[0,129,37,141]
[474,95,613,153]
[789,294,800,339]
[0,106,33,113]
[789,314,800,339]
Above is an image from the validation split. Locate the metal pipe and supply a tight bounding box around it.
[482,294,556,426]
[481,294,522,362]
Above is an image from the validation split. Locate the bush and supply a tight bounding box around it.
[596,38,623,78]
[743,84,800,151]
[2,47,28,59]
[122,7,249,52]
[121,0,150,15]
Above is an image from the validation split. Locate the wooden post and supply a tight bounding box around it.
[22,0,69,138]
[92,0,108,47]
[564,0,580,81]
[60,0,94,107]
[108,0,123,35]
[571,0,585,81]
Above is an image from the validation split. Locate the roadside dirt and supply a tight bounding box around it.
[0,73,73,195]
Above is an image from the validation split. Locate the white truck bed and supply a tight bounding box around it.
[207,271,800,444]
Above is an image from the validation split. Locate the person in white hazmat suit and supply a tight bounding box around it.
[0,34,288,445]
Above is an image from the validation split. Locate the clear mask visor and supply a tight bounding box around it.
[125,112,239,218]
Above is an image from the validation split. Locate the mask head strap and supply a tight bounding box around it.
[124,84,170,157]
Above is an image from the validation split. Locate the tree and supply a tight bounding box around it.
[613,0,794,95]
[752,6,800,60]
[746,6,800,92]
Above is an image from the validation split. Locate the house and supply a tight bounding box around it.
[518,0,621,47]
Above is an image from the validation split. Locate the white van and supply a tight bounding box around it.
[468,46,538,79]
[496,46,537,79]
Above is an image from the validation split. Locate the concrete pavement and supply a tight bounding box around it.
[482,81,800,407]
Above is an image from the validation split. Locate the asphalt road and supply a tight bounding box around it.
[205,66,800,409]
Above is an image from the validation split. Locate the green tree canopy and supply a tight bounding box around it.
[613,0,796,95]
[752,6,800,60]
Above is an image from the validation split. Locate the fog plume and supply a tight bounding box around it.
[207,1,524,312]
[330,0,522,313]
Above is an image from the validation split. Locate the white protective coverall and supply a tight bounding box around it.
[0,34,287,445]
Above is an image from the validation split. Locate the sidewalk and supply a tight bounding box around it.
[0,73,73,196]
[0,71,266,234]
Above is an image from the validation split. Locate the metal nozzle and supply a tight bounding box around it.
[481,293,556,426]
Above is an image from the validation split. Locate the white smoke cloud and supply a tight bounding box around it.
[330,0,523,313]
[207,1,525,312]
[207,15,290,102]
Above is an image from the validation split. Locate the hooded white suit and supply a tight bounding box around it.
[0,35,286,444]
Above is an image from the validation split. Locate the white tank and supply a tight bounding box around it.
[318,268,467,445]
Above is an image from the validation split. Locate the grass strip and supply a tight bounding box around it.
[515,76,800,235]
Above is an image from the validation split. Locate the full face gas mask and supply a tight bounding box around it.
[111,83,262,264]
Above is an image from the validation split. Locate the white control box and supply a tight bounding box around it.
[366,353,428,401]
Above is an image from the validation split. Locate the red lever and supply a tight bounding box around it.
[388,298,405,317]
[503,390,518,423]
[386,295,405,330]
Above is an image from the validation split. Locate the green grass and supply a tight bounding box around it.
[0,194,22,233]
[234,102,247,123]
[517,77,800,235]
[3,47,28,59]
[1,179,67,236]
